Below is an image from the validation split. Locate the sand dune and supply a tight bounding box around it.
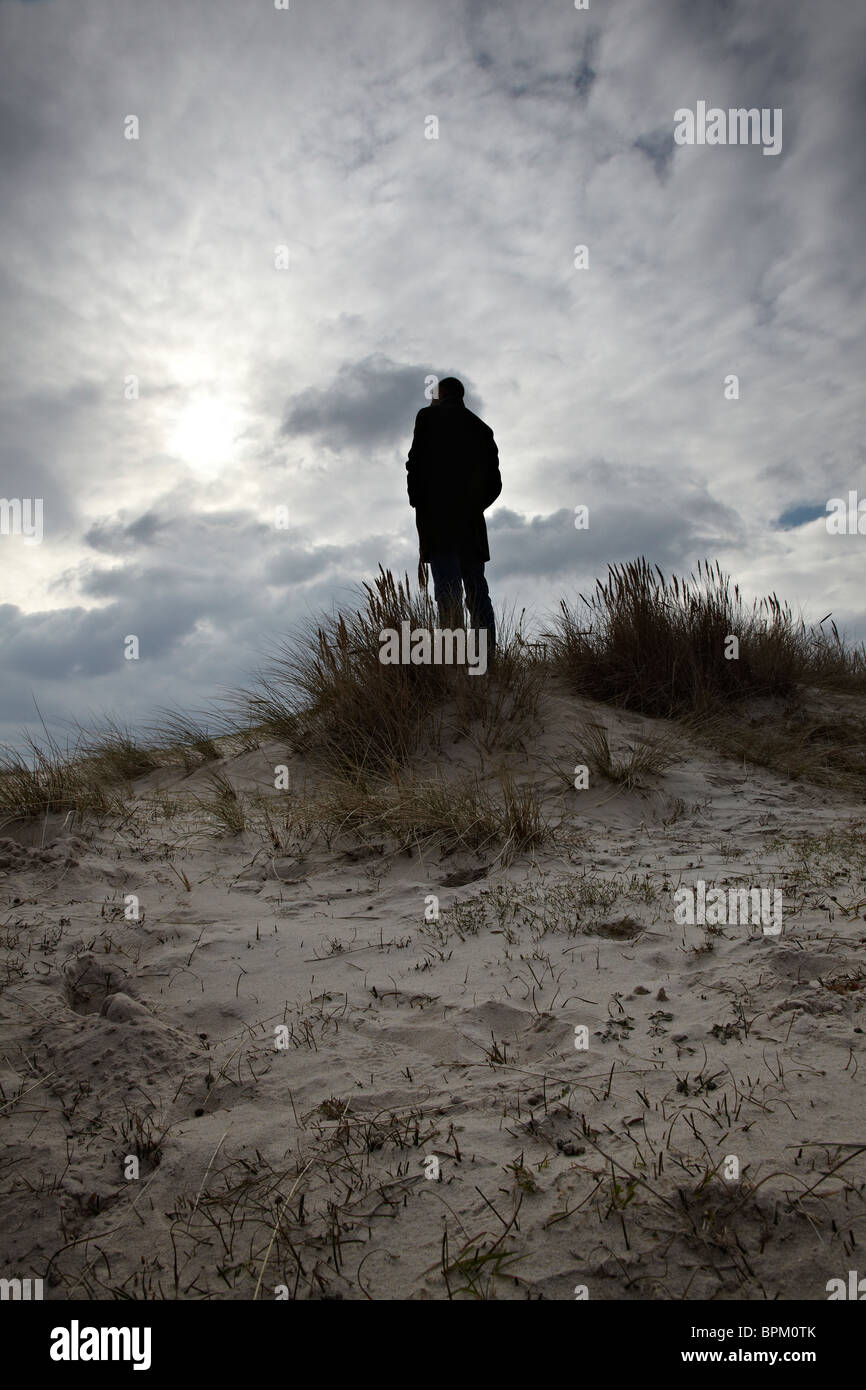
[1,682,864,1300]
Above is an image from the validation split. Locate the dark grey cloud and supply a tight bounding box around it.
[0,96,47,178]
[464,0,600,106]
[0,510,408,748]
[572,51,597,103]
[281,354,435,451]
[489,479,742,583]
[84,512,164,553]
[633,129,676,180]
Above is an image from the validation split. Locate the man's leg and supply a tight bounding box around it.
[460,560,496,662]
[428,552,464,629]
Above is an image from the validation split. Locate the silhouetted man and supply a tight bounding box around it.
[405,376,502,659]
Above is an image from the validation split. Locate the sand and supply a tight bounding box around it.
[1,683,864,1300]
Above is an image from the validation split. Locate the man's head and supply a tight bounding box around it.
[434,376,464,404]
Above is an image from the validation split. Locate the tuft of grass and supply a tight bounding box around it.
[238,567,544,778]
[699,695,866,797]
[439,1222,525,1299]
[575,718,678,789]
[0,713,166,824]
[118,1103,170,1171]
[78,719,161,781]
[311,770,548,861]
[199,770,246,834]
[545,557,865,719]
[150,708,222,768]
[0,731,121,824]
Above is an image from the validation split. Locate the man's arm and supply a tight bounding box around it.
[480,427,502,510]
[406,408,429,508]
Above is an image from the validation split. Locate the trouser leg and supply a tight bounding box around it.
[460,560,496,660]
[428,552,464,629]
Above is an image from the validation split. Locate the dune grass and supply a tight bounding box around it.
[0,738,116,826]
[0,722,143,826]
[544,557,865,718]
[573,717,680,790]
[3,558,864,825]
[239,566,545,780]
[702,697,866,796]
[0,712,220,825]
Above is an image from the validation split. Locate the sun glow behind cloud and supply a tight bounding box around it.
[168,395,243,477]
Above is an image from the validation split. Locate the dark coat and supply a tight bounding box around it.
[405,399,502,563]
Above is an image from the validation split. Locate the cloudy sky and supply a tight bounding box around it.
[1,0,864,752]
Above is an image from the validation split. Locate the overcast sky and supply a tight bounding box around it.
[1,0,864,752]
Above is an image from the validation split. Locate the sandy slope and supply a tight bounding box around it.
[1,685,864,1300]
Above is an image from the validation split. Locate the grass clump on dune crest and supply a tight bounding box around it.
[545,557,865,718]
[241,567,544,779]
[0,720,153,825]
[0,709,224,825]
